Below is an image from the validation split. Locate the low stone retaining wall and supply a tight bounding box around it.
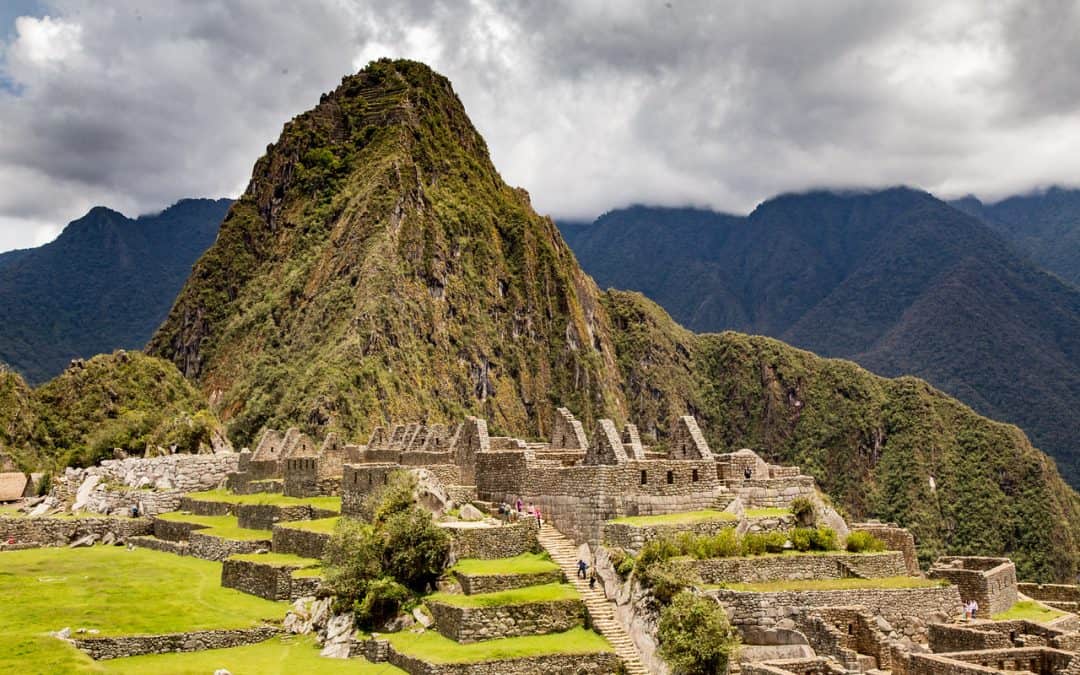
[179,496,234,516]
[893,646,1077,675]
[602,517,736,553]
[222,557,308,600]
[444,521,539,560]
[670,552,908,584]
[709,585,962,643]
[272,524,331,559]
[427,598,583,642]
[71,626,279,660]
[1017,583,1080,612]
[851,523,920,575]
[189,532,270,562]
[383,642,621,675]
[0,515,152,547]
[235,503,338,530]
[152,517,205,542]
[742,657,846,675]
[454,569,563,595]
[129,535,190,556]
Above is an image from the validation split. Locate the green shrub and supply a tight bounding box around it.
[354,577,412,629]
[322,518,383,611]
[642,563,699,604]
[742,532,768,556]
[381,505,451,592]
[658,591,740,674]
[846,531,887,553]
[705,528,743,558]
[789,528,813,552]
[763,531,788,553]
[636,537,681,572]
[790,497,815,525]
[369,471,417,525]
[810,527,839,552]
[609,548,635,578]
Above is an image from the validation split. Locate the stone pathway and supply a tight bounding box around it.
[536,526,650,675]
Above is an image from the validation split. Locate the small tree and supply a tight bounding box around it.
[658,591,740,674]
[381,505,450,592]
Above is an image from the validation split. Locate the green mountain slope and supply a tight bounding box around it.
[1,351,222,472]
[953,188,1080,288]
[147,60,1080,581]
[559,192,1080,486]
[0,199,232,384]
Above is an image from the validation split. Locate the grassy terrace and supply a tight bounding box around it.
[714,577,947,592]
[744,507,791,518]
[228,552,321,569]
[101,635,401,674]
[428,583,579,608]
[608,510,735,526]
[185,489,342,512]
[276,516,341,534]
[0,547,285,672]
[384,627,611,663]
[156,512,271,541]
[993,600,1067,623]
[450,553,559,576]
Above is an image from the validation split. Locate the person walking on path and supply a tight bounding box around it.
[535,505,542,528]
[516,497,523,514]
[578,559,588,579]
[589,570,597,590]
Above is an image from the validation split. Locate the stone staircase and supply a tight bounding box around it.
[536,526,650,675]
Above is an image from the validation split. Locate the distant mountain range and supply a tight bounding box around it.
[951,187,1080,288]
[0,198,232,383]
[560,188,1080,486]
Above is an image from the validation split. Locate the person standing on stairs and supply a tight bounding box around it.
[578,559,588,579]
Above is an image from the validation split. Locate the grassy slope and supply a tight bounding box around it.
[155,512,271,541]
[606,291,1080,582]
[101,635,400,674]
[450,553,558,576]
[0,547,284,672]
[992,600,1066,623]
[186,489,341,512]
[427,583,578,608]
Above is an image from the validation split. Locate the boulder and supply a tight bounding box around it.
[71,475,101,512]
[68,534,99,548]
[285,596,332,635]
[319,613,354,659]
[413,606,433,628]
[100,531,116,546]
[459,503,484,521]
[412,469,452,515]
[53,627,72,640]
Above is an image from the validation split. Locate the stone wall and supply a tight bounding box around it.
[1018,583,1080,612]
[741,658,846,675]
[928,557,1017,618]
[851,523,920,575]
[341,463,399,516]
[236,503,335,530]
[894,647,1077,675]
[221,557,306,600]
[728,476,817,510]
[444,521,539,560]
[381,641,621,675]
[928,620,1064,653]
[129,535,189,556]
[602,518,737,553]
[669,551,908,584]
[427,598,583,642]
[282,457,340,498]
[454,569,563,595]
[56,454,238,508]
[0,515,151,546]
[72,626,280,660]
[188,532,270,562]
[179,496,234,516]
[709,585,962,643]
[797,607,891,671]
[272,524,331,559]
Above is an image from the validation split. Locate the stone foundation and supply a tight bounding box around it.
[272,524,332,559]
[669,551,908,584]
[427,598,583,642]
[189,532,270,562]
[454,569,564,595]
[221,557,311,600]
[443,521,539,560]
[0,515,152,547]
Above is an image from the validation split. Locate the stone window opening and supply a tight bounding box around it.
[847,623,854,635]
[692,468,699,482]
[666,470,674,484]
[640,470,648,485]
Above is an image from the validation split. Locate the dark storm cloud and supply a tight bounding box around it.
[0,0,1078,251]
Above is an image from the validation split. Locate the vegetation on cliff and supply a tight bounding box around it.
[2,351,222,472]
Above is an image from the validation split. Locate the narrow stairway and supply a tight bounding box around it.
[536,526,651,675]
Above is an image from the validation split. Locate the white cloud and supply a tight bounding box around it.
[0,0,1077,250]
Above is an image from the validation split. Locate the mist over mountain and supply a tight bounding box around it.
[560,189,1080,487]
[0,198,232,384]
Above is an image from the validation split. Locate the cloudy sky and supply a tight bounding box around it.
[0,1,1078,252]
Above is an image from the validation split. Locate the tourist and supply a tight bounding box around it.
[970,599,979,620]
[589,570,597,590]
[130,504,139,518]
[744,465,752,480]
[516,497,523,514]
[535,505,542,528]
[578,559,588,579]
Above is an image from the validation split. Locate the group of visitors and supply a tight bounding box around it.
[497,498,542,528]
[964,599,980,620]
[577,558,598,589]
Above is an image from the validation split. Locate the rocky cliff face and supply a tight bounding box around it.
[149,59,627,444]
[148,59,1080,581]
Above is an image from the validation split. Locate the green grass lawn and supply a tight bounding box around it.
[427,583,579,608]
[0,504,23,516]
[743,507,791,518]
[717,577,946,592]
[450,553,558,577]
[608,510,736,526]
[992,600,1067,623]
[228,552,321,569]
[156,512,272,541]
[276,516,340,534]
[186,489,342,512]
[384,627,611,663]
[100,634,402,674]
[0,547,286,673]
